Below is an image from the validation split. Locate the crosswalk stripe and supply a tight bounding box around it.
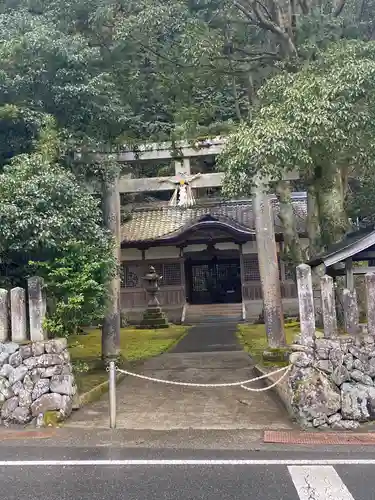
[288,466,355,500]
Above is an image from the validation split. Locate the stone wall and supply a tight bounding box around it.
[288,264,375,430]
[289,334,375,430]
[0,338,76,426]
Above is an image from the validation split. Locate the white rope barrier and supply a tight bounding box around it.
[115,364,291,389]
[240,364,292,392]
[108,362,293,428]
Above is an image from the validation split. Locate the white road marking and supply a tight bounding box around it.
[288,465,355,500]
[0,459,372,466]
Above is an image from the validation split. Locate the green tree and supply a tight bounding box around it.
[0,6,126,145]
[5,0,371,143]
[220,40,375,261]
[2,0,373,347]
[0,151,115,336]
[109,0,374,137]
[0,5,121,349]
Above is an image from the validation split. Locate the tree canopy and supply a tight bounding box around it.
[220,40,375,260]
[0,148,115,335]
[1,0,374,144]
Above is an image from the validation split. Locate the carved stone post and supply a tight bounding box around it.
[0,289,9,342]
[11,287,27,343]
[321,275,337,338]
[296,264,315,345]
[253,179,285,348]
[343,288,359,335]
[140,266,169,329]
[101,174,121,359]
[366,272,375,336]
[28,276,47,341]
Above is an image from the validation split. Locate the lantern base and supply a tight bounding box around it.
[139,306,169,329]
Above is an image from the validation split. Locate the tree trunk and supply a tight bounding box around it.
[275,180,303,264]
[101,175,121,361]
[317,168,349,247]
[307,184,321,259]
[253,178,286,348]
[232,74,242,121]
[246,72,258,119]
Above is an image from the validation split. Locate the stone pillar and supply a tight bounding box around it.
[312,284,323,326]
[343,288,359,335]
[296,264,315,344]
[0,289,9,342]
[28,276,47,341]
[253,180,285,348]
[101,174,121,359]
[366,273,375,336]
[320,275,337,338]
[11,287,27,343]
[238,243,246,321]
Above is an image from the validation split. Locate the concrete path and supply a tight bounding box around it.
[67,324,292,431]
[171,322,242,353]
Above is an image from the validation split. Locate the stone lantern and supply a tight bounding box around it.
[143,266,162,307]
[139,266,169,329]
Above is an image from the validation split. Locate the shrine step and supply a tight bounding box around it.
[184,303,243,324]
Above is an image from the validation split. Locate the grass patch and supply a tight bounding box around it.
[237,323,299,368]
[69,326,188,395]
[237,323,327,368]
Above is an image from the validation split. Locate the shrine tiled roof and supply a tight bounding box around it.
[120,193,307,244]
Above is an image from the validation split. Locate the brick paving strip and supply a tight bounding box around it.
[264,430,375,445]
[0,430,56,440]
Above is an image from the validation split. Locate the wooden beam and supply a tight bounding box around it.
[117,139,226,162]
[352,251,375,260]
[118,170,300,194]
[81,138,300,193]
[122,236,253,248]
[119,172,223,193]
[353,267,375,275]
[332,266,375,276]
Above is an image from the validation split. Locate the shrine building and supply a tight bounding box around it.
[117,139,307,324]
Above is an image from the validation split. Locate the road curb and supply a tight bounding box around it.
[0,429,56,440]
[264,429,375,445]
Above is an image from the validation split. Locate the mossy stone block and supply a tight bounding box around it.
[138,308,169,329]
[262,347,289,363]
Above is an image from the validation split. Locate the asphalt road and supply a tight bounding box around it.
[1,447,375,500]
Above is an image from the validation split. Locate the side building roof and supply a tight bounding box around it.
[308,225,375,268]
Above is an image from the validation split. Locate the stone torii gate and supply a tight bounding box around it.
[102,138,299,356]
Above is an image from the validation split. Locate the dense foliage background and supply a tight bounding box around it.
[0,0,374,334]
